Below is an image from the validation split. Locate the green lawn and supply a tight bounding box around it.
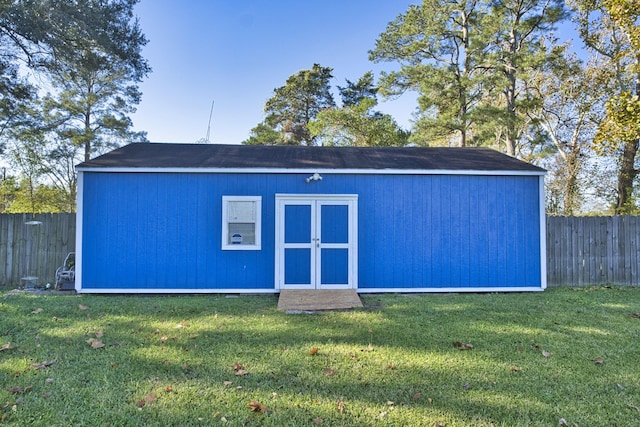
[0,286,639,426]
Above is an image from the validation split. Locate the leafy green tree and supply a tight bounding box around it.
[0,62,37,153]
[574,0,640,212]
[485,0,567,156]
[42,48,148,162]
[243,122,282,146]
[528,50,608,215]
[8,130,81,212]
[0,0,148,76]
[371,0,566,155]
[0,175,19,212]
[0,0,149,154]
[370,0,491,147]
[309,72,409,146]
[245,64,335,145]
[0,0,149,212]
[338,72,379,108]
[3,178,67,213]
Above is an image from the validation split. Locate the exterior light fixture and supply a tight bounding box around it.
[305,172,323,183]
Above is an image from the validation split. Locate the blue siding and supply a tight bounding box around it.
[284,205,310,243]
[321,205,348,243]
[80,171,542,290]
[321,249,348,284]
[284,249,311,284]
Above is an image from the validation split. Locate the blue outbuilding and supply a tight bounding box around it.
[75,143,546,293]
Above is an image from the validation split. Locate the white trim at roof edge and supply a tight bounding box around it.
[75,166,546,176]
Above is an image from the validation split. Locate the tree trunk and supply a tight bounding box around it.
[615,138,639,213]
[504,70,517,156]
[563,149,581,215]
[615,76,640,214]
[504,25,518,157]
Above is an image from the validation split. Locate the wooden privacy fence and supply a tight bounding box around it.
[1,214,639,288]
[546,216,640,286]
[0,213,76,287]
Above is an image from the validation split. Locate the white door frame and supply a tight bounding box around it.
[275,194,358,290]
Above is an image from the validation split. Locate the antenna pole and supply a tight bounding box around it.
[205,100,214,143]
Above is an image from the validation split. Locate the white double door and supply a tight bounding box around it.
[275,195,358,290]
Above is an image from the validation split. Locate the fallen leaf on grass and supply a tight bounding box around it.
[323,368,337,376]
[42,392,52,399]
[8,386,31,394]
[86,338,105,349]
[413,392,422,400]
[594,357,604,365]
[78,304,89,310]
[542,350,552,358]
[223,381,233,386]
[510,366,521,372]
[144,392,157,405]
[33,360,55,370]
[95,330,103,338]
[31,308,43,314]
[309,347,319,355]
[630,313,640,318]
[232,362,248,375]
[436,423,447,427]
[313,417,324,425]
[175,321,189,329]
[0,342,12,351]
[453,341,474,350]
[165,386,173,393]
[337,400,345,414]
[627,403,640,414]
[248,400,266,414]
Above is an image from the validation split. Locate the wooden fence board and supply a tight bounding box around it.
[546,216,640,286]
[0,213,76,287]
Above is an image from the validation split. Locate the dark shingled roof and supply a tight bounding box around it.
[77,143,545,173]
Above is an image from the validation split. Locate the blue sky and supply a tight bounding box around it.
[131,1,418,145]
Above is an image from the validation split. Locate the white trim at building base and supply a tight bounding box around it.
[76,286,544,294]
[76,288,280,294]
[357,287,544,293]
